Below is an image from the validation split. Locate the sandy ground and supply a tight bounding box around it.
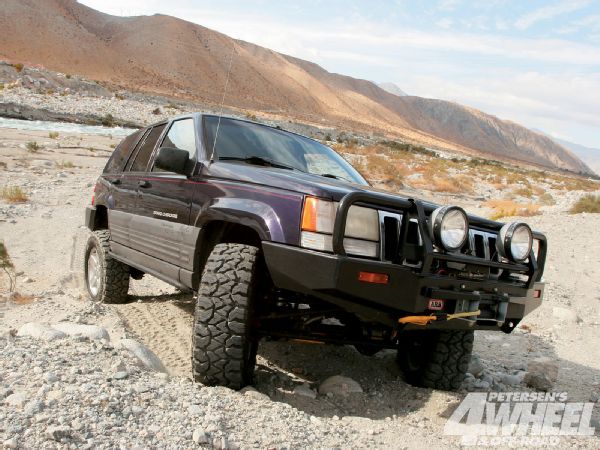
[2,127,600,448]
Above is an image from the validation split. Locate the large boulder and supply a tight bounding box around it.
[524,357,559,392]
[51,323,109,341]
[17,323,66,341]
[318,375,363,396]
[117,339,167,373]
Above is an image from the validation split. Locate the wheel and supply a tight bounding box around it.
[396,330,473,391]
[192,243,262,389]
[84,230,130,304]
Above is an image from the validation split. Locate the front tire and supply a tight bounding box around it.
[192,243,261,389]
[84,230,130,304]
[396,330,474,391]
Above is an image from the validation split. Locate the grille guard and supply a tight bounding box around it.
[332,192,547,289]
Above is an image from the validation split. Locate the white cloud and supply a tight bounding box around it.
[436,17,453,29]
[514,0,591,30]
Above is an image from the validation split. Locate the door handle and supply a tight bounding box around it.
[138,180,151,188]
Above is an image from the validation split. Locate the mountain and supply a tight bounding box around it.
[0,0,593,175]
[378,82,408,97]
[551,138,600,176]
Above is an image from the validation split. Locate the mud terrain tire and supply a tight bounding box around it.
[84,230,130,304]
[397,330,474,391]
[192,243,261,389]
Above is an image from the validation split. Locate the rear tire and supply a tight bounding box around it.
[192,243,261,389]
[396,330,473,391]
[84,230,130,304]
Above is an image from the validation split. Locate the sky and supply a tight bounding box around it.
[80,0,600,149]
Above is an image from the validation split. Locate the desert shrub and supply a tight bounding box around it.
[324,133,332,141]
[56,160,75,169]
[367,154,405,185]
[12,63,24,72]
[380,140,437,157]
[486,200,541,221]
[430,175,474,194]
[0,186,28,203]
[66,74,72,79]
[165,102,180,110]
[539,193,556,206]
[513,186,534,198]
[569,195,600,214]
[115,93,126,100]
[26,141,42,152]
[0,241,13,271]
[101,114,115,127]
[0,162,7,170]
[48,131,59,139]
[0,83,4,91]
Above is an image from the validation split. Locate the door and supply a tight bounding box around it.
[131,118,198,272]
[110,124,166,249]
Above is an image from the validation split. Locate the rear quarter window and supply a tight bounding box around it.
[104,131,141,174]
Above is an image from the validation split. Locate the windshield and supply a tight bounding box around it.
[204,116,368,185]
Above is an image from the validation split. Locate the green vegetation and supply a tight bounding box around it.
[101,113,116,127]
[570,195,600,214]
[48,131,59,139]
[26,141,42,153]
[379,140,437,157]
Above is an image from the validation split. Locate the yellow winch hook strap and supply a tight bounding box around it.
[398,310,481,326]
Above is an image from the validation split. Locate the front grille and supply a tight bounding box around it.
[468,229,501,275]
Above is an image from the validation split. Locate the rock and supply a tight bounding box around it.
[473,380,490,390]
[552,307,581,324]
[117,339,167,373]
[5,392,28,408]
[498,373,523,386]
[192,429,210,444]
[524,373,553,392]
[188,404,202,415]
[3,437,18,449]
[589,392,599,403]
[112,371,128,380]
[293,384,317,399]
[46,425,72,441]
[240,386,270,401]
[468,355,485,377]
[22,277,34,283]
[318,376,363,396]
[17,323,66,341]
[23,400,44,416]
[43,372,58,383]
[526,357,559,383]
[51,323,109,341]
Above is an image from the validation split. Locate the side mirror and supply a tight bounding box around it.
[155,147,192,176]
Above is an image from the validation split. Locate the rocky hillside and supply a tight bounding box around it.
[0,0,593,175]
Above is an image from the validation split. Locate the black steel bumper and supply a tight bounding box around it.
[262,193,547,331]
[263,242,543,330]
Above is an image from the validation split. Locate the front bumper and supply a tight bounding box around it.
[263,242,544,330]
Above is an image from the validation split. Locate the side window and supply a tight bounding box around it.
[104,131,141,173]
[152,119,196,172]
[129,124,166,172]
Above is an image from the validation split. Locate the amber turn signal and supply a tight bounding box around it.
[358,271,389,284]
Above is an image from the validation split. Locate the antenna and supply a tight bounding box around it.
[208,42,236,164]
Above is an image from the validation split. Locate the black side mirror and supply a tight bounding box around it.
[155,147,192,176]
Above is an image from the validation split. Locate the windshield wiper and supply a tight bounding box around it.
[219,156,299,171]
[318,173,352,182]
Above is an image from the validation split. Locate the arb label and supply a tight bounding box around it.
[428,299,444,310]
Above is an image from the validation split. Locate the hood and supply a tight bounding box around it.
[203,161,398,201]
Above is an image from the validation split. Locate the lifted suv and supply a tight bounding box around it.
[84,113,547,390]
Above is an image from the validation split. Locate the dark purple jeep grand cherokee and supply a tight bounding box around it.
[84,113,547,390]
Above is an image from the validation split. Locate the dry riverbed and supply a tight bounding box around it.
[1,128,600,448]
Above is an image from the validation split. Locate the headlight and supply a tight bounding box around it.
[497,222,532,262]
[300,197,379,257]
[430,205,468,251]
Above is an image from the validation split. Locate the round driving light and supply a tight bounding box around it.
[430,206,469,251]
[497,222,532,262]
